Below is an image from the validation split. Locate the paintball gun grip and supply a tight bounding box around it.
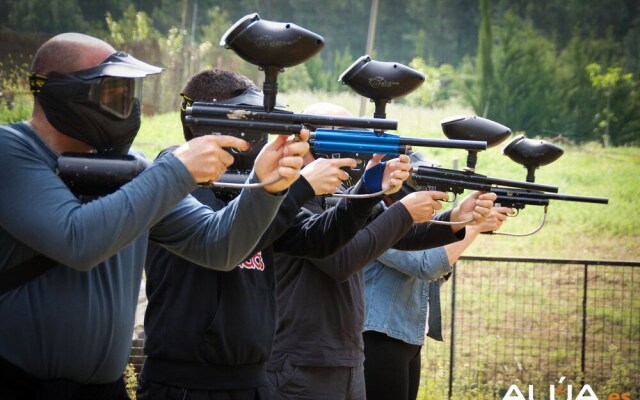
[57,153,149,196]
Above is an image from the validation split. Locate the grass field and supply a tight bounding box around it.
[135,90,640,262]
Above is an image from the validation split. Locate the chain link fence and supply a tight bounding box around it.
[420,257,640,400]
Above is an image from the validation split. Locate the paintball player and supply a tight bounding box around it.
[0,33,308,399]
[136,69,411,400]
[363,203,511,400]
[265,103,497,400]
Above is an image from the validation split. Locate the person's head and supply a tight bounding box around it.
[179,69,266,202]
[180,69,256,141]
[29,32,161,154]
[300,102,354,165]
[301,102,353,120]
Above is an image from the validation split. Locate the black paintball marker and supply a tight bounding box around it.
[339,55,425,119]
[306,56,486,180]
[409,131,609,234]
[481,135,609,235]
[56,152,149,197]
[409,116,558,197]
[185,13,396,195]
[188,36,489,193]
[220,13,325,113]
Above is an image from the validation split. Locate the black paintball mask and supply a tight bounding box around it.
[30,51,162,154]
[181,85,286,152]
[181,86,285,202]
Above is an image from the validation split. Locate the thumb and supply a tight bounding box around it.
[266,135,288,151]
[366,154,385,168]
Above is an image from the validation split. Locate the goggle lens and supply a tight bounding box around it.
[89,77,140,118]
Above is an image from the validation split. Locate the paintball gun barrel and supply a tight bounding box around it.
[410,165,559,195]
[492,187,609,209]
[184,102,398,135]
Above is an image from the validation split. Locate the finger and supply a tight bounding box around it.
[279,156,304,171]
[366,154,385,168]
[284,142,310,157]
[392,170,410,181]
[331,158,358,169]
[476,199,495,208]
[268,134,289,150]
[494,206,513,215]
[297,128,310,142]
[386,179,403,191]
[428,191,450,201]
[277,166,301,182]
[218,151,235,167]
[393,158,411,171]
[208,135,250,151]
[479,192,497,201]
[474,205,491,216]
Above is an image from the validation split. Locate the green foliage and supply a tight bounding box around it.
[487,12,561,132]
[600,344,640,394]
[199,7,240,71]
[476,0,494,116]
[105,5,157,47]
[3,0,640,144]
[0,55,32,123]
[280,64,312,93]
[303,47,355,93]
[305,56,332,92]
[333,47,356,92]
[124,363,137,399]
[405,58,455,108]
[7,0,89,33]
[586,63,636,146]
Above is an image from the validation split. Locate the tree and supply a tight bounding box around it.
[477,0,493,117]
[555,33,625,143]
[406,58,455,108]
[105,4,157,47]
[486,12,561,135]
[587,63,635,146]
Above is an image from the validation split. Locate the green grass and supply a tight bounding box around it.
[135,90,640,261]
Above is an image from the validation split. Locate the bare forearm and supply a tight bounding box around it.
[443,225,481,264]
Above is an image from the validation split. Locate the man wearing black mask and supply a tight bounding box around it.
[0,33,308,399]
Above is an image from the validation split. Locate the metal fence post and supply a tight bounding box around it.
[447,157,459,400]
[581,263,588,386]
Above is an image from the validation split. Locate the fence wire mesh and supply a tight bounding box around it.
[420,257,640,400]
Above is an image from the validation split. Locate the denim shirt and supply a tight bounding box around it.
[363,247,452,346]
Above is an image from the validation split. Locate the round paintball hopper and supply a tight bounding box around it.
[339,55,425,119]
[441,115,512,172]
[221,13,325,112]
[503,135,564,182]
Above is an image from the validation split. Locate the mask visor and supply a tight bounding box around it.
[88,77,141,118]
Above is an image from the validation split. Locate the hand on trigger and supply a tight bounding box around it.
[254,129,310,194]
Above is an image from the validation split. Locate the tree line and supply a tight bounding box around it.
[1,0,639,145]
